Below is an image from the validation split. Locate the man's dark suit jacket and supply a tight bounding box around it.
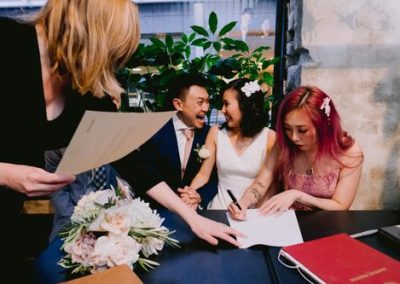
[137,119,218,208]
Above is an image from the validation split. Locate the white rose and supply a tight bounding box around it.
[100,206,131,235]
[91,236,114,268]
[198,145,210,159]
[108,236,141,267]
[92,235,141,269]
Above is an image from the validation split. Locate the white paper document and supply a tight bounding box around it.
[227,209,304,248]
[56,110,175,175]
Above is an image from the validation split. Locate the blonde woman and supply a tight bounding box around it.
[0,0,241,281]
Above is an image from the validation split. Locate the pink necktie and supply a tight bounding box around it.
[181,128,194,177]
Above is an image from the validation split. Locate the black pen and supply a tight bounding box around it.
[227,189,242,210]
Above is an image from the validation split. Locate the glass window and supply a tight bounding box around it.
[138,0,277,62]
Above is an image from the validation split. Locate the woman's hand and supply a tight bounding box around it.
[0,163,75,197]
[227,200,248,220]
[227,192,255,220]
[147,182,245,247]
[258,189,300,215]
[189,213,246,247]
[178,186,201,210]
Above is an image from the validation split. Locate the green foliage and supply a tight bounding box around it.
[119,11,279,123]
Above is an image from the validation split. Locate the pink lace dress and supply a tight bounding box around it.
[286,167,340,210]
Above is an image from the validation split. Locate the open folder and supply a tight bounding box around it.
[56,110,175,175]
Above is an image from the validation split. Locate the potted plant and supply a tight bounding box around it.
[118,11,279,125]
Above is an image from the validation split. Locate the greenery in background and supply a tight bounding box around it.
[118,11,279,124]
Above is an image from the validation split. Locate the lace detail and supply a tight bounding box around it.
[287,168,340,210]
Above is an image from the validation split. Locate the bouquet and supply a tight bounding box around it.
[59,178,179,275]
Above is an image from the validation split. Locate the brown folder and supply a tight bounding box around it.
[62,265,143,284]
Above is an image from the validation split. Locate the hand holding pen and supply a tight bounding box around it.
[227,189,247,220]
[227,189,242,210]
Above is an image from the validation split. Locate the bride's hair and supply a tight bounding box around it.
[222,78,267,138]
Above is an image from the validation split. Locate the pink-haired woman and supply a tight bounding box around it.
[229,86,364,219]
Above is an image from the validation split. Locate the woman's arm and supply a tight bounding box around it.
[259,141,364,214]
[228,130,278,219]
[147,181,244,246]
[189,126,218,190]
[313,141,363,209]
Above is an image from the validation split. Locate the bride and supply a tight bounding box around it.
[181,78,276,209]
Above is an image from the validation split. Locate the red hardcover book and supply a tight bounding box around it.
[279,233,400,283]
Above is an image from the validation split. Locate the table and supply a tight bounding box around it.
[136,210,400,283]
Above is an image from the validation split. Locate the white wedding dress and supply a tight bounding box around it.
[207,127,270,209]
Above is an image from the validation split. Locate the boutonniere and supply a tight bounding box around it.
[193,143,210,163]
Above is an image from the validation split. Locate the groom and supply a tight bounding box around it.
[137,73,218,209]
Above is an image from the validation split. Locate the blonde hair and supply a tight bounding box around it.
[33,0,140,103]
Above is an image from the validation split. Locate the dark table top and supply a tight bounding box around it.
[137,210,400,284]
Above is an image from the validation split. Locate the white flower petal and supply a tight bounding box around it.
[62,181,177,274]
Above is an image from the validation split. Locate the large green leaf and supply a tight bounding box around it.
[208,57,241,78]
[213,42,222,52]
[150,38,165,48]
[165,35,173,51]
[184,46,191,59]
[192,38,208,47]
[218,21,237,37]
[191,25,209,37]
[255,54,264,62]
[174,42,185,52]
[159,69,179,86]
[263,72,274,86]
[181,33,188,43]
[206,55,220,67]
[233,40,249,52]
[262,57,280,69]
[253,46,271,53]
[209,11,218,34]
[188,32,196,42]
[170,53,185,66]
[221,38,235,45]
[222,44,236,51]
[203,41,212,51]
[247,69,259,81]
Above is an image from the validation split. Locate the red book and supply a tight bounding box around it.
[279,233,400,283]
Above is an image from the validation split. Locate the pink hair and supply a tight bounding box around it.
[275,86,354,182]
